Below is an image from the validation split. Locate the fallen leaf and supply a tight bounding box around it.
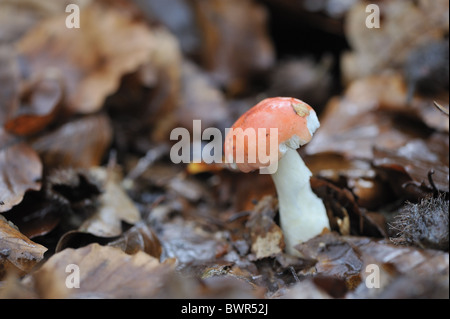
[246,195,285,259]
[0,136,42,213]
[311,178,386,238]
[107,221,162,259]
[32,243,175,298]
[78,167,141,237]
[0,215,47,279]
[5,72,63,136]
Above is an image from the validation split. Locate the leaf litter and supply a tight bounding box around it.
[0,0,448,299]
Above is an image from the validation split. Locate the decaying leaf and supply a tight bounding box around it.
[0,215,47,279]
[246,195,284,259]
[0,138,43,213]
[32,243,175,298]
[5,72,63,136]
[78,167,140,237]
[107,221,162,259]
[311,178,386,238]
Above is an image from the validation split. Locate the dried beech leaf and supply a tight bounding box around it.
[295,233,363,290]
[30,113,112,169]
[0,140,42,213]
[5,72,63,136]
[2,190,62,239]
[79,167,140,237]
[108,221,162,259]
[311,178,386,238]
[0,215,47,279]
[32,243,175,298]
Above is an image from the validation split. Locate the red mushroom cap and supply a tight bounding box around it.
[224,97,319,172]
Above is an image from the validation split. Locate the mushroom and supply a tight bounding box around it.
[224,97,330,255]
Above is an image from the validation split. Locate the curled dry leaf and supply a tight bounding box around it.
[0,215,47,279]
[30,113,112,169]
[5,71,63,136]
[295,233,364,290]
[305,153,393,210]
[311,178,386,238]
[32,243,175,298]
[107,221,162,259]
[0,136,42,213]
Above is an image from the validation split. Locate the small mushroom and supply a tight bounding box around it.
[224,97,330,255]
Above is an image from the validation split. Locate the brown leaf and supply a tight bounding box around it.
[0,215,47,279]
[4,72,63,136]
[295,232,363,290]
[0,137,42,213]
[78,167,141,237]
[305,153,393,210]
[346,235,449,298]
[32,243,175,298]
[30,113,112,169]
[246,195,285,259]
[311,178,387,238]
[107,221,162,259]
[373,138,449,195]
[2,190,62,239]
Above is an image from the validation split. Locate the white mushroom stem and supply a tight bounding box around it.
[270,147,330,256]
